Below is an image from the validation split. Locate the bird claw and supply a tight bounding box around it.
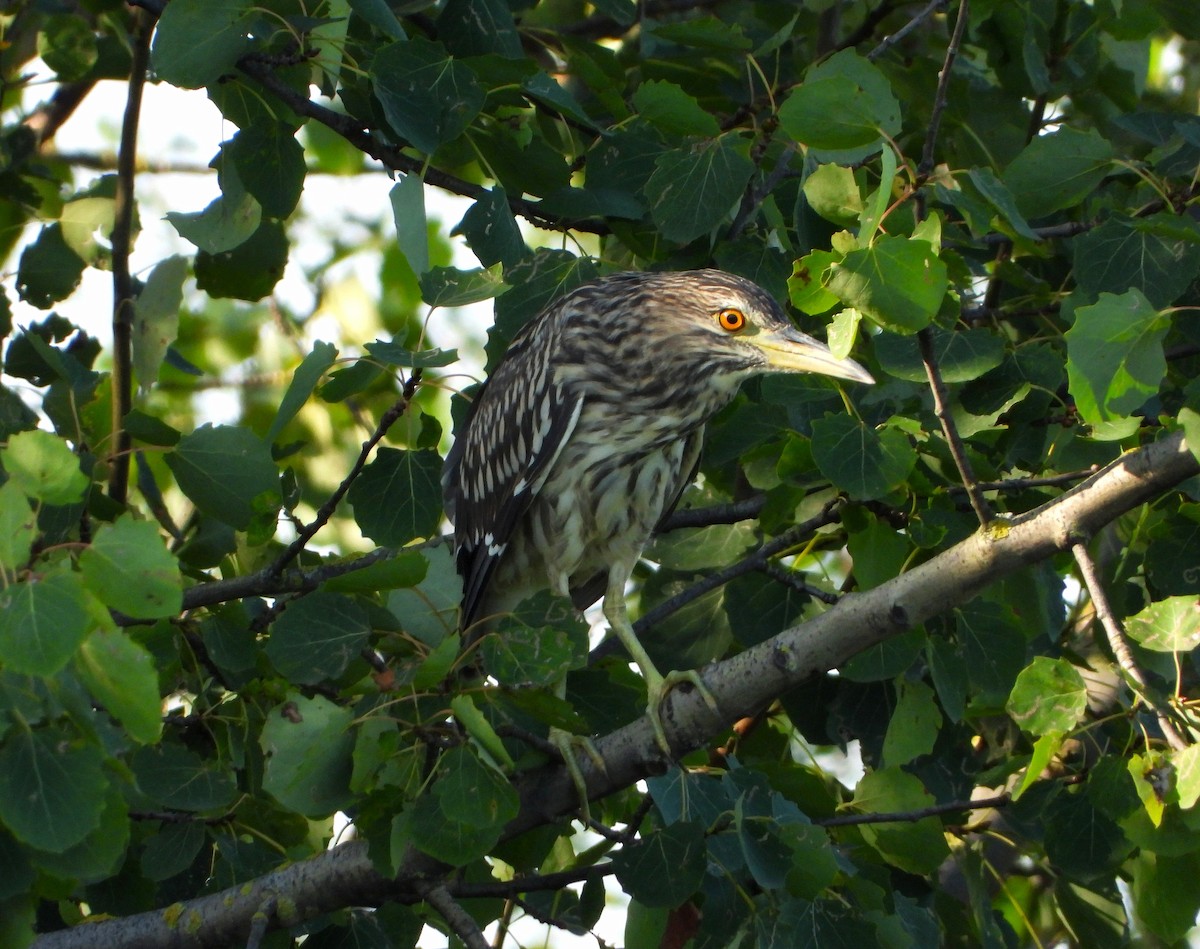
[549,727,604,823]
[643,668,721,759]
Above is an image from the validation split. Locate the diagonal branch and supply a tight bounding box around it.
[1072,541,1191,751]
[33,431,1199,949]
[235,57,609,237]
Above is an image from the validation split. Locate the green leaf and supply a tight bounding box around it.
[1074,213,1200,308]
[27,784,129,885]
[140,821,205,882]
[882,679,942,766]
[1173,744,1200,810]
[132,255,187,390]
[450,694,515,770]
[482,596,587,688]
[404,794,500,866]
[371,38,484,154]
[1133,851,1200,943]
[0,429,88,505]
[129,744,237,812]
[874,327,1005,383]
[788,250,841,315]
[362,342,458,369]
[149,0,253,88]
[612,820,707,908]
[75,629,163,744]
[1065,288,1168,426]
[651,523,756,571]
[0,573,95,675]
[1045,791,1131,884]
[193,220,288,301]
[39,14,99,81]
[782,823,839,899]
[521,72,598,130]
[347,447,442,546]
[957,599,1026,706]
[1002,127,1115,217]
[418,264,508,307]
[825,235,948,333]
[79,515,182,620]
[852,768,949,875]
[965,167,1038,239]
[0,729,107,852]
[1056,881,1129,948]
[632,80,720,137]
[0,482,35,572]
[810,415,916,501]
[804,164,863,227]
[265,592,371,685]
[225,123,307,218]
[1125,596,1200,652]
[166,163,261,254]
[1007,656,1088,735]
[261,694,354,818]
[452,187,526,269]
[390,173,429,275]
[165,424,281,531]
[644,137,755,244]
[432,746,519,829]
[322,550,429,594]
[15,224,86,309]
[348,0,405,38]
[266,340,338,443]
[778,50,900,152]
[647,15,752,50]
[436,0,521,57]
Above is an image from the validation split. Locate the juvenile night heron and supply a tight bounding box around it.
[442,269,873,756]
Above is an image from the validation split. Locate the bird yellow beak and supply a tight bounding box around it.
[751,325,875,384]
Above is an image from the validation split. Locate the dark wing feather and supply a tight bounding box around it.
[442,325,583,629]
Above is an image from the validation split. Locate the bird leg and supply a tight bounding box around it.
[603,568,722,758]
[549,675,606,823]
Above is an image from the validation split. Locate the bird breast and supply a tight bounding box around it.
[494,419,696,601]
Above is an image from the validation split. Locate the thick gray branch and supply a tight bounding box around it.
[34,431,1199,949]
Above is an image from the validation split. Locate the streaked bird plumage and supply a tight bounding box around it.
[442,269,872,754]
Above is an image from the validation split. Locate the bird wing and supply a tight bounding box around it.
[443,344,583,630]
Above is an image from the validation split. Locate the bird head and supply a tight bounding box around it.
[631,269,874,387]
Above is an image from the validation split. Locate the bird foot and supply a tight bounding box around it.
[643,668,721,759]
[549,727,604,823]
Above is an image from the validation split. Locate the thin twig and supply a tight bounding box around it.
[756,561,839,605]
[451,863,615,899]
[590,499,844,661]
[107,7,155,504]
[917,0,968,179]
[817,792,1010,827]
[918,330,993,526]
[659,496,766,531]
[867,0,950,62]
[236,56,608,236]
[1071,541,1190,751]
[415,881,490,949]
[947,468,1097,495]
[267,371,423,580]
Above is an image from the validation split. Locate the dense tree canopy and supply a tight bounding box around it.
[3,0,1200,946]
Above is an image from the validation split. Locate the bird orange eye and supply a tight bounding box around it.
[717,308,745,332]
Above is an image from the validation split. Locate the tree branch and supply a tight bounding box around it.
[268,373,423,580]
[234,57,609,237]
[38,431,1199,949]
[1071,541,1191,751]
[107,6,155,504]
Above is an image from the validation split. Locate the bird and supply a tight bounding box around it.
[442,269,873,759]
